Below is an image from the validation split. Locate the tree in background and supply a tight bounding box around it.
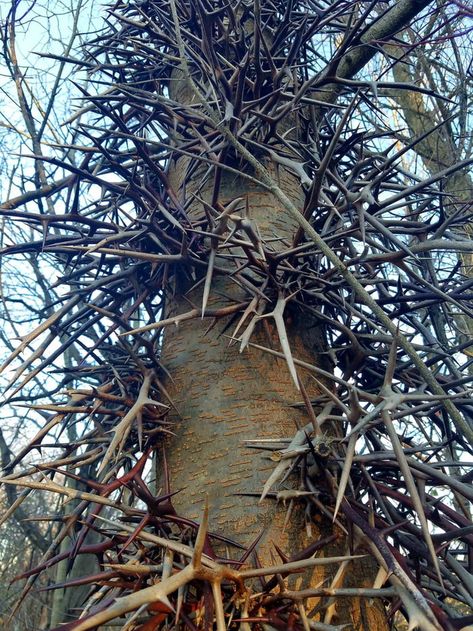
[0,1,473,630]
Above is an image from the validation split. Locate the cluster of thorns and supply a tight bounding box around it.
[0,0,473,629]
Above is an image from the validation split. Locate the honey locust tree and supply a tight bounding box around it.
[1,1,473,630]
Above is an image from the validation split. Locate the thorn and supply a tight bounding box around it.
[192,496,209,570]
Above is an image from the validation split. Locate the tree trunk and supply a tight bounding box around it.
[157,71,389,629]
[160,190,326,554]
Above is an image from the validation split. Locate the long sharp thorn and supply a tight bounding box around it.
[202,248,216,316]
[192,496,209,569]
[333,434,357,521]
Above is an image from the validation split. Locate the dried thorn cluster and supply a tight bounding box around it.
[0,0,472,630]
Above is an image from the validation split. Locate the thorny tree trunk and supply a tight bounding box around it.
[5,1,473,630]
[158,75,389,629]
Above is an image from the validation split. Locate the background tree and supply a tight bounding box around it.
[386,6,473,366]
[0,1,473,630]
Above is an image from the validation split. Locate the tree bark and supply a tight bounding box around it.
[157,71,389,628]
